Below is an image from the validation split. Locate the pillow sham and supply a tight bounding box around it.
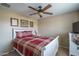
[16,31,33,38]
[16,32,23,38]
[33,35,49,39]
[22,31,33,37]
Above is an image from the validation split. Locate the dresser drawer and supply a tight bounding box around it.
[76,46,79,55]
[70,46,79,55]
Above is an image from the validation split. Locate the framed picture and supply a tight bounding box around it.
[10,18,18,26]
[30,21,34,27]
[20,19,28,27]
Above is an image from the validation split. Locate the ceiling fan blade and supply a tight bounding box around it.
[42,4,52,11]
[29,13,37,15]
[43,12,53,15]
[28,6,38,11]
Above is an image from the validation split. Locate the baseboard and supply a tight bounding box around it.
[1,49,14,56]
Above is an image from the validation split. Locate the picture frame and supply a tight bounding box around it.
[30,21,34,27]
[20,19,28,27]
[10,18,18,26]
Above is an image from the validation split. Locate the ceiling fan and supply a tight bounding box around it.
[28,4,53,18]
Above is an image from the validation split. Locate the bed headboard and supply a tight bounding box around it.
[12,28,36,39]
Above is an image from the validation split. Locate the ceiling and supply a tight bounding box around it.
[0,3,79,19]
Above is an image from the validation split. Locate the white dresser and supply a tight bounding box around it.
[69,32,79,56]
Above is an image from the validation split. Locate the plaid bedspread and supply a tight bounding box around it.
[12,36,53,56]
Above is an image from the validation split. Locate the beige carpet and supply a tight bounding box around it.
[3,47,69,56]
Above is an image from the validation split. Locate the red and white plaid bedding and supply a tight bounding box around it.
[12,36,53,56]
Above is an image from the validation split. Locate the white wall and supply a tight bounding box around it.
[0,6,38,55]
[38,11,79,48]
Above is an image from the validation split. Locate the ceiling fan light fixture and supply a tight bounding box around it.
[39,12,43,15]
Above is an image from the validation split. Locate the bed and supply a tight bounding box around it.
[12,28,59,56]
